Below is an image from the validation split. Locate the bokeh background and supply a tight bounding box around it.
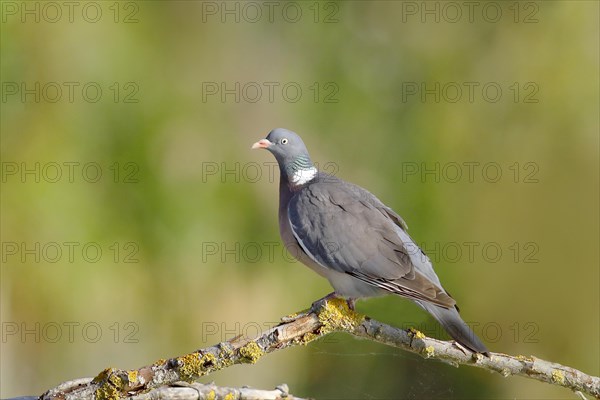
[1,1,598,398]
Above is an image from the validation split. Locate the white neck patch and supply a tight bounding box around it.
[291,166,318,186]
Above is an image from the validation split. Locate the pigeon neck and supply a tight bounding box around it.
[283,155,317,188]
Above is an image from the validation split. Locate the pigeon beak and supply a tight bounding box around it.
[252,139,272,150]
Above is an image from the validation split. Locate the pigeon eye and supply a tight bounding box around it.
[281,138,288,145]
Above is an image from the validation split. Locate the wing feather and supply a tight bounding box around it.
[287,174,455,308]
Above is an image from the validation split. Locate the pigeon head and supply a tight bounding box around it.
[252,128,316,185]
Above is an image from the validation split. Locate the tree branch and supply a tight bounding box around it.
[40,297,600,400]
[130,382,304,400]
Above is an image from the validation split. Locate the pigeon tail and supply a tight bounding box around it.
[416,301,489,356]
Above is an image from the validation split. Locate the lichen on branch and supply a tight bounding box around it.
[41,297,600,400]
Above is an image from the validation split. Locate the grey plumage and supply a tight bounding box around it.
[252,128,488,355]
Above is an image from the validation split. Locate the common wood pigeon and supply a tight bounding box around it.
[252,128,488,355]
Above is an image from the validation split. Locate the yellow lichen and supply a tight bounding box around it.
[552,369,565,385]
[516,355,533,363]
[153,358,166,367]
[108,373,124,388]
[218,356,234,368]
[92,368,123,400]
[178,352,202,381]
[127,370,138,384]
[317,297,364,335]
[224,393,235,400]
[95,384,119,400]
[239,341,264,364]
[92,367,114,383]
[422,346,435,358]
[409,328,426,339]
[219,343,234,356]
[200,352,217,371]
[217,344,235,368]
[300,332,318,344]
[206,390,216,400]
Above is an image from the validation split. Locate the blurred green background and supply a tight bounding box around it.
[1,1,598,398]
